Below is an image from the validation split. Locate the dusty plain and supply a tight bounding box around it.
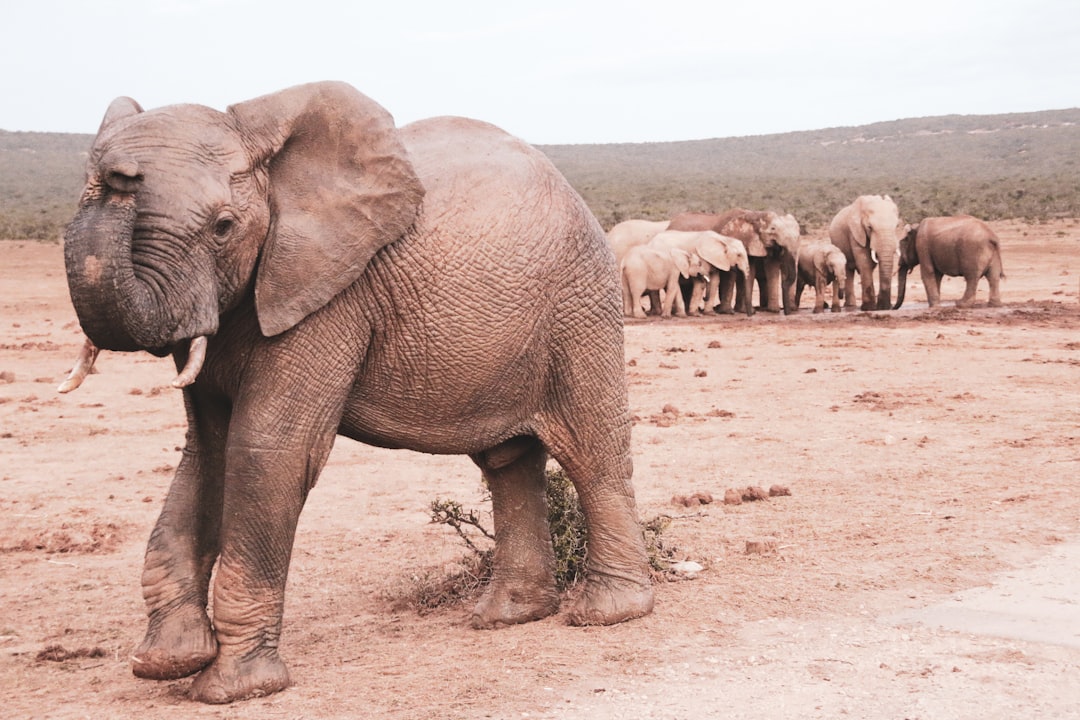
[2,220,1079,719]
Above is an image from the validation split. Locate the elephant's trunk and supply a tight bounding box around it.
[893,264,909,310]
[875,245,896,311]
[64,192,172,351]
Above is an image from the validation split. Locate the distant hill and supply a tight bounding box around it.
[538,108,1080,230]
[2,108,1079,240]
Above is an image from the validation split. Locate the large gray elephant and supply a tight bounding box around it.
[668,209,800,314]
[58,82,653,704]
[827,195,901,311]
[894,215,1004,309]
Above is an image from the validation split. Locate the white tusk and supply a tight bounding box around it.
[57,337,100,393]
[171,336,207,389]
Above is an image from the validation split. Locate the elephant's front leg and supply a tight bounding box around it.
[813,275,827,314]
[133,392,226,681]
[188,430,335,704]
[857,254,878,310]
[763,257,783,312]
[843,265,858,309]
[715,271,735,314]
[188,372,345,704]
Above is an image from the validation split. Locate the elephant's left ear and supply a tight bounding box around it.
[229,82,425,337]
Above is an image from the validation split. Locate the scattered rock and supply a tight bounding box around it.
[745,537,779,555]
[661,404,680,416]
[669,560,704,578]
[0,371,14,383]
[723,489,743,505]
[671,492,713,507]
[768,485,791,497]
[707,340,723,349]
[694,369,707,377]
[804,368,817,373]
[741,486,770,502]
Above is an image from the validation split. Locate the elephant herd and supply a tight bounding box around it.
[611,195,1006,318]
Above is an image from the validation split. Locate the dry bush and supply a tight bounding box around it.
[387,466,674,613]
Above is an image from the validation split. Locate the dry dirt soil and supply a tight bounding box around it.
[2,220,1079,719]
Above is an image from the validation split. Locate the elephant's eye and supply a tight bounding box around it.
[213,216,235,238]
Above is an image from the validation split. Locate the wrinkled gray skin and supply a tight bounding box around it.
[794,241,847,313]
[61,82,653,704]
[894,215,1005,309]
[827,195,900,311]
[668,209,800,315]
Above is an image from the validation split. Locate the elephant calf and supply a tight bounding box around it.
[620,245,708,317]
[895,215,1005,309]
[795,241,847,313]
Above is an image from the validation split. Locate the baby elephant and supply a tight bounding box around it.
[621,245,709,318]
[895,215,1004,309]
[795,241,847,313]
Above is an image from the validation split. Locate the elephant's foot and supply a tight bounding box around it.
[566,571,654,626]
[470,580,560,629]
[132,605,217,680]
[812,306,823,314]
[189,648,290,704]
[713,305,733,315]
[762,306,782,314]
[988,298,1003,308]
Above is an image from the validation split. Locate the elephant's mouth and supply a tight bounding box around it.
[58,335,208,394]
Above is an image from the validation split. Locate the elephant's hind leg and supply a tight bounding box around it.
[469,436,560,629]
[538,401,653,625]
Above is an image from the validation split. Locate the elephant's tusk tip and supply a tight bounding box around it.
[57,337,100,393]
[170,336,208,389]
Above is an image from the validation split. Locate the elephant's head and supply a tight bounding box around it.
[63,82,424,374]
[821,247,847,302]
[845,195,900,310]
[893,222,921,309]
[695,232,754,317]
[763,213,801,259]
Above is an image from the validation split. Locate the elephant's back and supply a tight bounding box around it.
[399,116,610,278]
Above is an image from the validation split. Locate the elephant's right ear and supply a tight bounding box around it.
[695,234,733,271]
[229,82,425,337]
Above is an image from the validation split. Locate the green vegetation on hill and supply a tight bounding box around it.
[0,130,89,240]
[2,108,1079,240]
[540,109,1080,230]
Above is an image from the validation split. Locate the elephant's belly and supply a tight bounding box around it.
[337,380,538,457]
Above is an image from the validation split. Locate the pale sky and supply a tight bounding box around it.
[3,0,1078,144]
